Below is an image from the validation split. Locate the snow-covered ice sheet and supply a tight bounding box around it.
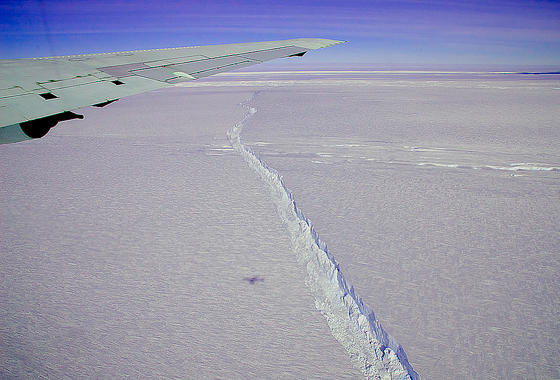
[239,74,560,379]
[0,89,361,379]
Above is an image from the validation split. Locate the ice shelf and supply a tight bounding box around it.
[227,98,420,380]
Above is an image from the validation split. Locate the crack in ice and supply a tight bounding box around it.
[227,97,420,380]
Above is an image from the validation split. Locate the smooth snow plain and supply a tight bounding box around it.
[2,70,559,379]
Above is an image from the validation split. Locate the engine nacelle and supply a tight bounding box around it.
[0,112,83,144]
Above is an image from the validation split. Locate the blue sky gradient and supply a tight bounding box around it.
[1,0,559,65]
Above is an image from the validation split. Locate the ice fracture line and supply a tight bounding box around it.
[227,96,421,380]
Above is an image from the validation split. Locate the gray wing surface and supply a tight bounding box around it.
[0,38,344,143]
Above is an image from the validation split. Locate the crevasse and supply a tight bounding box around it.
[227,99,420,380]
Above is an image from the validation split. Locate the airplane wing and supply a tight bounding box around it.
[0,38,344,144]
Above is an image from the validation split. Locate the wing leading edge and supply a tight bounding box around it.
[0,38,344,144]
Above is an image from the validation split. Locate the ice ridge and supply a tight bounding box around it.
[227,100,420,380]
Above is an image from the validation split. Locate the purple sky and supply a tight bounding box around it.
[1,0,559,65]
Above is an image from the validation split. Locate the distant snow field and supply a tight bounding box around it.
[1,71,559,379]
